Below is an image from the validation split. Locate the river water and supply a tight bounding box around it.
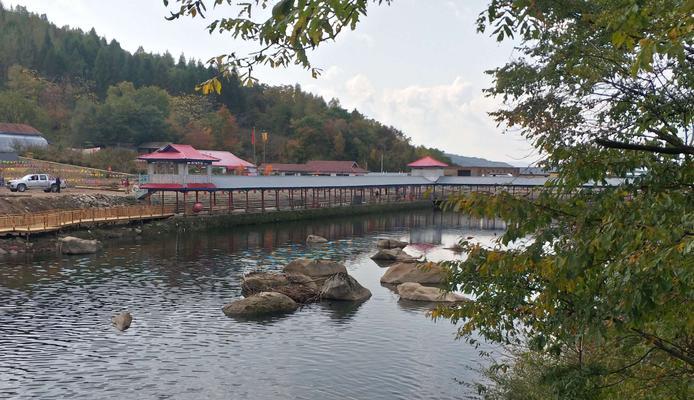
[0,210,505,399]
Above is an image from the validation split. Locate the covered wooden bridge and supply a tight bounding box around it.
[137,144,622,215]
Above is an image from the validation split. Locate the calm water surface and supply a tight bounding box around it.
[0,211,504,399]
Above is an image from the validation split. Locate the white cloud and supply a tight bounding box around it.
[322,66,343,81]
[331,75,532,163]
[344,74,377,108]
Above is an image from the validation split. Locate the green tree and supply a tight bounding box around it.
[73,82,172,146]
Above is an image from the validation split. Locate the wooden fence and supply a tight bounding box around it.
[0,204,176,235]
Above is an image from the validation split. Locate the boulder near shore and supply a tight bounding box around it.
[306,234,328,244]
[283,258,347,278]
[371,248,416,263]
[376,239,408,249]
[223,292,298,317]
[320,272,372,302]
[59,236,101,255]
[242,272,319,303]
[396,282,468,302]
[380,262,445,285]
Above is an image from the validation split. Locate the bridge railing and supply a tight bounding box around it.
[0,204,176,234]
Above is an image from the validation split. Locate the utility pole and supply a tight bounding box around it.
[251,127,257,165]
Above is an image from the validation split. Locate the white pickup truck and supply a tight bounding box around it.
[6,174,67,192]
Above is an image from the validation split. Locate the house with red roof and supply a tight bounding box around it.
[407,156,449,180]
[199,150,257,176]
[138,144,219,190]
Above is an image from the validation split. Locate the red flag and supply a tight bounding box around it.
[251,128,256,145]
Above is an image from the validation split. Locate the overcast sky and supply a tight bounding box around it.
[8,0,537,165]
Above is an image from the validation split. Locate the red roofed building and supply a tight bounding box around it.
[407,156,449,180]
[261,160,367,176]
[199,150,257,176]
[138,144,219,190]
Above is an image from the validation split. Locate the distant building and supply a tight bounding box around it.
[0,123,48,155]
[262,160,368,176]
[518,166,555,177]
[445,165,520,177]
[408,156,449,179]
[199,150,257,176]
[138,144,219,190]
[137,141,171,154]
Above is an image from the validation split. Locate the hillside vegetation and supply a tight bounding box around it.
[0,3,448,170]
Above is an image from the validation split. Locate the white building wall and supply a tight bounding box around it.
[411,168,444,180]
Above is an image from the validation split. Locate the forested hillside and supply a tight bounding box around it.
[0,3,448,170]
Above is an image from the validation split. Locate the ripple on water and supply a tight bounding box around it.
[0,211,502,399]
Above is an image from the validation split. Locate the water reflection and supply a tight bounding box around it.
[0,210,504,400]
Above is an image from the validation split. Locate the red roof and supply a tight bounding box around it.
[407,156,448,168]
[199,150,256,169]
[138,144,219,162]
[0,123,43,136]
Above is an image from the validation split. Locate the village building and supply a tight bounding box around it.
[518,166,555,177]
[200,150,258,176]
[407,156,449,179]
[0,123,48,160]
[444,165,520,177]
[261,160,368,176]
[137,141,171,154]
[138,144,219,190]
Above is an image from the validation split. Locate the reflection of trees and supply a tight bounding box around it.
[1,211,506,291]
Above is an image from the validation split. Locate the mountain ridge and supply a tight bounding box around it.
[444,153,513,168]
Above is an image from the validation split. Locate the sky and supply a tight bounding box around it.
[7,0,537,165]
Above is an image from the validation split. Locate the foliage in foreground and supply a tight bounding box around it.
[433,1,693,398]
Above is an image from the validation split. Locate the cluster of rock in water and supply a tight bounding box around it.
[90,233,468,328]
[222,234,468,318]
[222,258,372,317]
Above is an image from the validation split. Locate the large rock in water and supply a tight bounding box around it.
[380,262,445,285]
[306,234,328,244]
[397,282,468,302]
[242,272,319,303]
[320,272,372,302]
[284,258,347,278]
[112,312,133,331]
[376,238,408,249]
[222,292,298,317]
[59,236,100,255]
[371,248,416,262]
